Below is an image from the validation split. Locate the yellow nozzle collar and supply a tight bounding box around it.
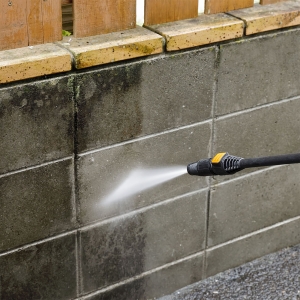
[211,152,227,164]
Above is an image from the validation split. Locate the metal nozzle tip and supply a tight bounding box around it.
[187,162,198,175]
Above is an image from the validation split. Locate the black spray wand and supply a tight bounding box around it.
[187,152,300,176]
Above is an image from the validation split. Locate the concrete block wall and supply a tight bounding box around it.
[1,27,300,299]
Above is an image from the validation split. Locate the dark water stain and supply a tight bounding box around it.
[0,234,76,300]
[0,77,74,174]
[75,63,143,152]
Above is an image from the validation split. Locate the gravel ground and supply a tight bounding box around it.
[159,244,300,300]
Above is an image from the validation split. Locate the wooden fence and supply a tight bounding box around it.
[0,0,287,51]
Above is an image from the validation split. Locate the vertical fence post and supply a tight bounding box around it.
[204,0,254,14]
[73,0,136,38]
[144,0,198,26]
[0,0,62,51]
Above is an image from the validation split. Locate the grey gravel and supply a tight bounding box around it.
[159,244,300,300]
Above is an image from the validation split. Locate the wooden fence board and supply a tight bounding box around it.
[204,0,253,14]
[144,0,198,26]
[0,0,28,50]
[27,0,43,45]
[0,0,62,50]
[42,0,62,43]
[73,0,136,38]
[260,0,287,5]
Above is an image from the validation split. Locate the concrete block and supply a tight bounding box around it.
[206,216,300,277]
[80,253,204,300]
[77,122,211,225]
[0,233,77,300]
[208,164,300,247]
[212,97,300,181]
[260,0,290,5]
[0,43,72,83]
[0,159,76,252]
[216,28,300,115]
[147,14,243,51]
[80,191,207,294]
[57,27,163,69]
[0,76,74,174]
[229,1,300,35]
[76,47,216,153]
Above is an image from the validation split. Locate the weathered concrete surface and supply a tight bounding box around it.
[77,123,211,225]
[208,164,300,247]
[0,159,76,252]
[206,216,300,278]
[212,96,300,181]
[80,191,207,294]
[0,233,77,300]
[76,47,216,153]
[79,253,204,300]
[0,76,74,174]
[57,27,164,69]
[216,28,300,116]
[229,1,300,35]
[147,14,244,51]
[1,26,300,300]
[0,44,72,83]
[160,243,300,300]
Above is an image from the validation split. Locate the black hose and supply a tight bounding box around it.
[240,153,300,169]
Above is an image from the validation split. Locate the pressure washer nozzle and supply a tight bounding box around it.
[187,153,244,176]
[187,162,198,175]
[187,152,300,176]
[187,159,214,176]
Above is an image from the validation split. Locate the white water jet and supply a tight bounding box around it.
[101,166,187,206]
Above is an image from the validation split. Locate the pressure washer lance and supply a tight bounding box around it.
[187,152,300,176]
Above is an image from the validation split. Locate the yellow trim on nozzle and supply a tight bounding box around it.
[211,152,227,164]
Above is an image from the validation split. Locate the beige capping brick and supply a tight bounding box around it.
[229,0,300,35]
[146,14,244,51]
[57,26,163,69]
[260,0,288,4]
[0,44,72,84]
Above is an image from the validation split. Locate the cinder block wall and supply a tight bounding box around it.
[1,27,300,299]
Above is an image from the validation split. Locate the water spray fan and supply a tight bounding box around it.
[187,152,300,176]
